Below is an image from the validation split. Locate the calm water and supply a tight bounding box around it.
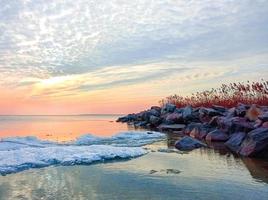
[0,115,133,141]
[0,115,268,199]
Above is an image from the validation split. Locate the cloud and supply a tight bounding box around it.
[0,0,267,103]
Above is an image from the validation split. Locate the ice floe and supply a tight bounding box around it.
[0,131,165,175]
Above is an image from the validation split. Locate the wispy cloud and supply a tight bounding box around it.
[0,0,267,113]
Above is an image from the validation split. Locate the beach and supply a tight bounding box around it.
[0,115,268,200]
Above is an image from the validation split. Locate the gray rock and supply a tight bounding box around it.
[149,108,161,117]
[175,136,206,151]
[225,132,246,153]
[258,112,268,122]
[235,103,249,117]
[182,106,193,121]
[161,103,176,114]
[239,127,268,157]
[199,107,223,117]
[158,124,186,131]
[205,129,229,141]
[149,115,162,126]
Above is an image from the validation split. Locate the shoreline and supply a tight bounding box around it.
[1,141,268,200]
[117,103,268,158]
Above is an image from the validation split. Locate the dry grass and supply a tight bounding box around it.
[160,80,268,108]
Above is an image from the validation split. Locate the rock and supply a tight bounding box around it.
[161,103,176,114]
[225,107,236,118]
[151,106,161,111]
[116,114,136,122]
[134,121,147,127]
[184,123,203,135]
[165,113,183,124]
[217,117,254,133]
[174,108,184,114]
[253,119,263,128]
[212,105,227,113]
[235,103,249,117]
[182,106,193,121]
[190,125,212,139]
[175,136,206,151]
[199,107,223,117]
[158,124,186,131]
[258,112,268,122]
[149,115,162,126]
[239,128,268,157]
[208,116,218,126]
[263,122,268,128]
[205,129,229,142]
[148,108,161,117]
[149,170,158,174]
[165,169,181,174]
[225,132,246,153]
[172,131,185,136]
[246,104,262,121]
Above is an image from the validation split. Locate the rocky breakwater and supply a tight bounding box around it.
[117,103,268,157]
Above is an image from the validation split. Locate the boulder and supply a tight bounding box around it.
[205,129,229,142]
[235,103,249,117]
[182,106,193,121]
[190,126,212,140]
[258,112,268,122]
[199,107,223,117]
[134,121,147,127]
[161,103,176,114]
[246,104,262,121]
[225,132,246,153]
[165,113,183,124]
[263,122,268,128]
[225,107,236,118]
[149,115,162,126]
[239,128,268,157]
[148,108,161,117]
[116,114,136,122]
[184,123,202,135]
[175,136,206,151]
[158,124,186,131]
[217,117,254,133]
[151,106,161,111]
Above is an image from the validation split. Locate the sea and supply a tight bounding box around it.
[0,115,268,200]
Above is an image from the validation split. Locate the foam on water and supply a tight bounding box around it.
[0,131,165,175]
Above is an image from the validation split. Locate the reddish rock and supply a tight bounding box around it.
[239,128,268,157]
[165,113,183,124]
[246,104,262,121]
[262,122,268,128]
[206,129,229,142]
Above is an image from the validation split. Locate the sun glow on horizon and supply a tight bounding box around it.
[0,0,267,114]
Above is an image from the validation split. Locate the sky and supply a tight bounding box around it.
[0,0,268,115]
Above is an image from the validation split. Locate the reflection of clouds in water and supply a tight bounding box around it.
[0,151,268,200]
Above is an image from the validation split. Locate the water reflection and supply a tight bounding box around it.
[0,115,133,142]
[164,132,268,184]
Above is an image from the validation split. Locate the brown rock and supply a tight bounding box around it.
[246,104,262,121]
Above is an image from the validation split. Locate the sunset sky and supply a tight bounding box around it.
[0,0,268,115]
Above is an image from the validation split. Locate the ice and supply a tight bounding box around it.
[0,131,165,175]
[75,131,166,146]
